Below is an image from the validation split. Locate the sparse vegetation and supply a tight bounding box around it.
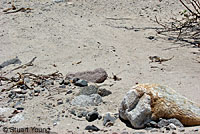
[156,0,200,46]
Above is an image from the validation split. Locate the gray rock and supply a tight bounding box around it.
[59,85,66,88]
[119,91,152,128]
[74,79,88,87]
[119,84,200,127]
[158,118,183,128]
[10,114,24,123]
[66,68,108,83]
[86,111,99,122]
[168,118,184,127]
[0,57,21,69]
[71,94,102,107]
[98,88,112,97]
[78,85,98,95]
[158,119,169,128]
[168,123,177,130]
[103,113,116,126]
[66,90,72,94]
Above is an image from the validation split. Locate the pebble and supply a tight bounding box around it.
[86,111,99,122]
[74,79,88,87]
[10,114,24,123]
[98,88,112,97]
[59,85,66,88]
[103,113,116,126]
[168,123,176,130]
[66,90,72,94]
[69,110,76,116]
[85,125,100,131]
[78,85,98,95]
[57,99,63,105]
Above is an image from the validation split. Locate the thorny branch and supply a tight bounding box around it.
[156,0,200,46]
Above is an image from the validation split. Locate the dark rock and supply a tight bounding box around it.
[98,88,112,97]
[85,125,100,131]
[69,109,76,116]
[66,68,108,83]
[0,57,21,69]
[77,113,83,118]
[86,111,99,122]
[59,85,66,88]
[147,36,155,40]
[103,113,116,126]
[16,107,24,111]
[71,94,102,106]
[57,99,63,105]
[34,89,40,93]
[74,79,88,87]
[72,78,80,83]
[78,85,98,95]
[66,90,72,94]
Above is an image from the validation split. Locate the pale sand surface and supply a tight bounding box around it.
[0,0,200,133]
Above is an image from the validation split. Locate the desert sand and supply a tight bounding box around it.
[0,0,200,133]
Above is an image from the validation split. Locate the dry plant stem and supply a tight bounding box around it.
[179,0,199,17]
[192,0,200,14]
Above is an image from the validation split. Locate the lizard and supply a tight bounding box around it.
[149,56,174,64]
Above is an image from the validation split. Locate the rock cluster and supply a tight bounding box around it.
[119,84,200,128]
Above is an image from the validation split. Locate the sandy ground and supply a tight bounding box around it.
[0,0,200,133]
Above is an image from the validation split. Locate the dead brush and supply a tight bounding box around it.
[156,0,200,46]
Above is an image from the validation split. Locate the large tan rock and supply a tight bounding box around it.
[119,84,200,128]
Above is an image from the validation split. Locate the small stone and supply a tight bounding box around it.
[72,78,80,83]
[59,85,66,88]
[10,114,24,123]
[193,128,199,132]
[16,107,24,111]
[98,88,112,97]
[66,90,72,94]
[57,99,63,105]
[171,131,177,134]
[13,88,27,94]
[147,36,155,40]
[85,125,100,131]
[74,79,88,87]
[86,111,99,122]
[103,113,116,126]
[71,94,102,106]
[168,123,176,130]
[69,110,76,116]
[34,89,40,93]
[158,119,169,128]
[77,113,83,118]
[168,118,184,128]
[78,85,98,95]
[66,68,108,83]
